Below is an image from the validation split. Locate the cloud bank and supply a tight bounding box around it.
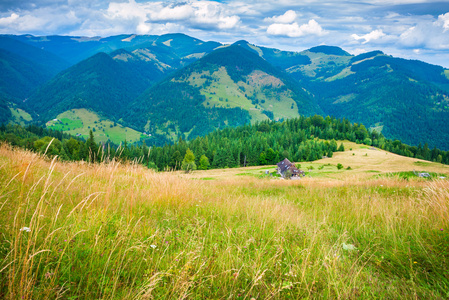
[0,0,448,67]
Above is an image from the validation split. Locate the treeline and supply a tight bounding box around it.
[2,115,449,171]
[146,115,449,170]
[0,123,157,164]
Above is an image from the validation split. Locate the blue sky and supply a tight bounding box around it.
[1,0,448,67]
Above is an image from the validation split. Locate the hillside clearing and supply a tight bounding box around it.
[46,109,144,144]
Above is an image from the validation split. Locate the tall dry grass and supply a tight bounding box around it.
[0,143,448,299]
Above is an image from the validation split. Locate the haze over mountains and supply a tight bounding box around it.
[1,33,449,149]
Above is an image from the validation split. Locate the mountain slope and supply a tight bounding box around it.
[0,36,69,75]
[0,98,11,124]
[125,45,320,141]
[230,42,449,149]
[3,33,449,149]
[302,53,449,149]
[27,51,163,122]
[0,49,56,102]
[232,40,312,70]
[9,33,221,66]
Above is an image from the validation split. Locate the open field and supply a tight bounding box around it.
[186,141,449,181]
[46,109,145,144]
[0,142,448,299]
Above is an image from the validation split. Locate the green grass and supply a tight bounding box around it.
[414,161,432,167]
[1,145,449,299]
[325,67,355,82]
[45,109,143,144]
[48,117,83,131]
[378,171,446,180]
[188,67,300,123]
[9,107,32,125]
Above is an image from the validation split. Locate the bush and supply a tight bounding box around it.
[337,163,343,170]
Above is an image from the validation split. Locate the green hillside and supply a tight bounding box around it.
[46,109,144,144]
[0,36,69,75]
[27,51,163,122]
[126,45,319,141]
[0,49,55,102]
[0,98,11,124]
[226,42,449,149]
[3,33,449,149]
[300,53,449,149]
[9,105,32,126]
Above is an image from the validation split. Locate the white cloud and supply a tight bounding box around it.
[103,0,240,33]
[264,10,298,24]
[190,1,240,29]
[436,12,449,32]
[398,13,449,50]
[0,0,449,67]
[0,8,80,34]
[351,29,386,44]
[267,19,326,37]
[150,4,195,21]
[0,13,19,26]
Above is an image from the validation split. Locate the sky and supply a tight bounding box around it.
[0,0,449,67]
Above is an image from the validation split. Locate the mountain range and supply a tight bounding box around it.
[1,33,448,149]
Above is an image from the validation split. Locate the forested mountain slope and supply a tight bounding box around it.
[299,52,449,149]
[234,41,449,149]
[27,51,167,122]
[2,33,449,149]
[125,44,320,142]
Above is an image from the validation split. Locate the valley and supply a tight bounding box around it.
[1,33,449,149]
[2,0,449,298]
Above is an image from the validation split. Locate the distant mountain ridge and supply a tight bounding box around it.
[1,33,449,149]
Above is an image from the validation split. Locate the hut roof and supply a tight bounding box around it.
[276,158,304,176]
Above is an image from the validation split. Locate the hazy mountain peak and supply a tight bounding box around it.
[233,40,250,46]
[307,45,351,56]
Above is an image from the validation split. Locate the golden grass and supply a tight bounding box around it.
[1,143,449,299]
[185,141,449,181]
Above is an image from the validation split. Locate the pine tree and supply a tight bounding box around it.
[170,150,183,170]
[86,130,98,162]
[259,152,267,165]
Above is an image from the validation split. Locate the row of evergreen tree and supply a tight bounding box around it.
[1,115,449,171]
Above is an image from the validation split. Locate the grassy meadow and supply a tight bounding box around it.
[46,109,145,144]
[1,142,449,299]
[9,106,33,126]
